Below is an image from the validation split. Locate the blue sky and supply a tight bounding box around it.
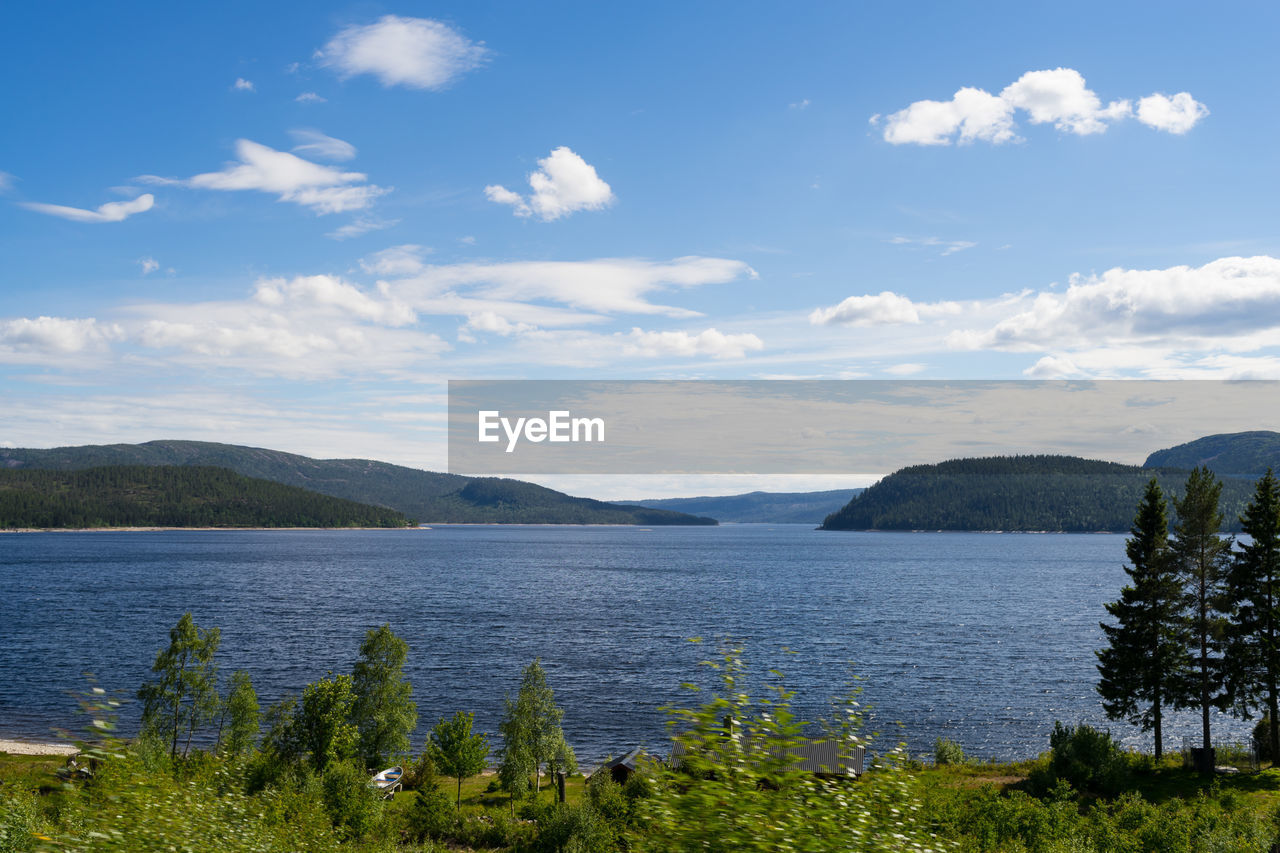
[3,2,1278,495]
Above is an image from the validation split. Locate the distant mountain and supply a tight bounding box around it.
[0,466,411,529]
[820,455,1255,532]
[0,441,716,526]
[620,489,863,524]
[1144,431,1280,479]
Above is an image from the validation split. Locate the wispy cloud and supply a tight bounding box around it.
[22,193,155,223]
[289,129,357,162]
[889,235,977,256]
[295,91,326,104]
[318,15,487,90]
[141,139,387,215]
[138,257,160,275]
[326,216,398,240]
[232,77,255,92]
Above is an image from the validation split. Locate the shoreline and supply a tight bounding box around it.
[0,738,79,756]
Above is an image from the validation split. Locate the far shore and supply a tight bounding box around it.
[0,526,426,533]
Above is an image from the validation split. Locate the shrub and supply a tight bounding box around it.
[1252,716,1272,763]
[405,786,455,842]
[934,737,966,766]
[1043,721,1127,796]
[401,751,440,791]
[320,759,384,840]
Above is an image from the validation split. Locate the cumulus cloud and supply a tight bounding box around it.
[809,291,963,326]
[0,316,122,354]
[21,193,155,223]
[319,15,487,90]
[144,139,387,214]
[879,68,1206,145]
[232,78,255,92]
[138,257,159,275]
[623,327,764,359]
[289,129,357,162]
[296,92,326,104]
[360,244,430,276]
[1136,92,1210,134]
[485,147,615,221]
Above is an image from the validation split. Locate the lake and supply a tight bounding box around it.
[0,525,1253,763]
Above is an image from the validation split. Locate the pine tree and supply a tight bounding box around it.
[1171,465,1233,758]
[1223,469,1280,761]
[1096,478,1189,758]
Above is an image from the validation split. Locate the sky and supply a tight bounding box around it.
[3,1,1278,498]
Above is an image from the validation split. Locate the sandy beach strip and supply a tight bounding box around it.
[0,739,79,756]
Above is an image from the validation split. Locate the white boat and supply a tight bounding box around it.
[369,765,403,797]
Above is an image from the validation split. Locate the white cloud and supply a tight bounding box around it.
[0,171,13,193]
[232,78,255,92]
[890,236,977,256]
[880,68,1206,145]
[0,316,122,354]
[319,15,487,90]
[1136,92,1209,134]
[399,256,755,317]
[252,275,416,326]
[138,257,159,275]
[296,92,326,104]
[21,193,155,223]
[623,327,764,359]
[999,68,1130,135]
[326,216,398,240]
[148,139,387,214]
[883,362,927,376]
[289,129,356,162]
[883,87,1016,145]
[789,98,811,110]
[809,291,962,326]
[948,256,1280,352]
[360,244,430,276]
[464,311,535,336]
[485,147,615,221]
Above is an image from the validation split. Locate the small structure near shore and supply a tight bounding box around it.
[597,747,646,784]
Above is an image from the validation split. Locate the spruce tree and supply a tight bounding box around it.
[1223,469,1280,761]
[1097,478,1188,757]
[1171,465,1233,758]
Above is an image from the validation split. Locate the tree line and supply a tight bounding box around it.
[821,455,1255,532]
[1096,465,1280,766]
[0,465,411,528]
[136,615,572,814]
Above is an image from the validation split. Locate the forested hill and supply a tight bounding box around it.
[1144,431,1280,479]
[820,455,1256,532]
[0,466,412,529]
[618,489,863,524]
[0,440,715,525]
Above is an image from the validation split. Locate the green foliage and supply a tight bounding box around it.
[220,669,260,756]
[405,786,456,841]
[821,455,1254,532]
[499,659,569,801]
[632,642,949,852]
[1223,469,1280,761]
[264,674,360,773]
[0,465,411,528]
[1145,430,1280,479]
[0,440,714,525]
[319,759,384,840]
[1036,721,1127,797]
[137,612,221,760]
[935,737,967,766]
[350,624,417,769]
[427,711,489,806]
[522,799,619,853]
[401,751,440,792]
[1096,478,1190,758]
